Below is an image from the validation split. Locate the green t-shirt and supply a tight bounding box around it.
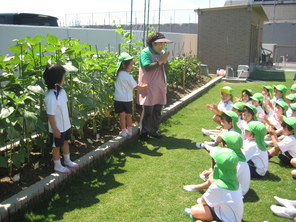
[140,47,167,68]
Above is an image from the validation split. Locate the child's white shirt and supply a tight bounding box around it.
[203,183,244,222]
[114,70,138,102]
[278,134,296,158]
[242,139,268,176]
[245,100,252,105]
[267,110,282,130]
[45,89,71,133]
[270,97,284,107]
[286,107,293,117]
[256,105,265,122]
[217,100,233,112]
[237,161,250,196]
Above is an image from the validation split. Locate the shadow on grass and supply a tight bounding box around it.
[243,188,259,203]
[144,135,197,150]
[18,153,127,221]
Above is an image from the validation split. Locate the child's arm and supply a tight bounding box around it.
[135,84,148,91]
[206,104,220,115]
[267,126,280,148]
[48,115,61,138]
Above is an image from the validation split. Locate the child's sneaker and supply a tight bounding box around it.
[54,166,70,174]
[127,130,133,136]
[199,173,208,182]
[119,130,127,137]
[196,198,202,204]
[209,135,217,141]
[64,161,78,169]
[201,128,210,136]
[184,208,191,216]
[196,142,204,149]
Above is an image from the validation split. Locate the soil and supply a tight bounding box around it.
[0,75,213,203]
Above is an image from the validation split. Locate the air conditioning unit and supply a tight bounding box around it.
[237,65,249,78]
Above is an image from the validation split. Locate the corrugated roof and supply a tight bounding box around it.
[194,4,269,22]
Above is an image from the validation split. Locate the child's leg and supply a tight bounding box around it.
[212,115,221,125]
[52,147,62,169]
[290,158,296,167]
[126,113,133,135]
[268,147,281,157]
[119,112,127,131]
[190,204,214,221]
[62,140,78,168]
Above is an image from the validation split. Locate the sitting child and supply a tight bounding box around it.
[268,117,296,166]
[250,92,265,122]
[236,88,253,105]
[242,121,269,178]
[231,101,244,132]
[241,104,258,133]
[205,86,233,125]
[184,148,244,222]
[285,93,296,117]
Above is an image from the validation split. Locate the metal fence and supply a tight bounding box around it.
[61,9,197,27]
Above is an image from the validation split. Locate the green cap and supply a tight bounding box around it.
[220,110,241,134]
[283,116,296,137]
[251,93,264,102]
[262,85,274,99]
[241,88,253,95]
[245,121,266,151]
[242,104,258,121]
[231,102,244,112]
[290,103,296,111]
[220,86,233,95]
[286,94,296,102]
[210,147,239,191]
[273,84,287,94]
[291,84,296,91]
[116,52,133,74]
[221,131,246,162]
[275,100,289,111]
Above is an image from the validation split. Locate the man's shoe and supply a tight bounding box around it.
[140,133,148,141]
[149,131,162,138]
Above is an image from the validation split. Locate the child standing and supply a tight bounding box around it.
[114,52,148,137]
[43,64,78,173]
[242,121,268,178]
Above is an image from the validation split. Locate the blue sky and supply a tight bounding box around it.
[0,0,225,25]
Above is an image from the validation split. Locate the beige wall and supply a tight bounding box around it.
[198,6,265,74]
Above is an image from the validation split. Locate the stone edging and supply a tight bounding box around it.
[0,76,222,222]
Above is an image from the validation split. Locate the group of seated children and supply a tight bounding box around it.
[183,84,296,222]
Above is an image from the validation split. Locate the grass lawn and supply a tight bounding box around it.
[20,74,296,222]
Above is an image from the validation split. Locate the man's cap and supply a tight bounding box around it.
[250,93,264,102]
[286,94,296,102]
[231,102,244,112]
[275,100,289,111]
[220,86,233,94]
[283,116,296,137]
[210,147,239,191]
[245,121,266,151]
[273,84,287,94]
[221,131,246,162]
[116,52,133,74]
[242,104,258,121]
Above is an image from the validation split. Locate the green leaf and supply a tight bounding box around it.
[0,107,15,119]
[11,152,23,168]
[24,110,37,124]
[75,94,96,107]
[28,85,45,95]
[0,155,7,168]
[46,34,59,45]
[26,35,44,45]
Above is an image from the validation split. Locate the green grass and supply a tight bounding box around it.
[20,78,296,222]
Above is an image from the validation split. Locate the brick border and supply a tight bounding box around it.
[0,76,222,222]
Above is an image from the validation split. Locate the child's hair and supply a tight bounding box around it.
[43,64,66,98]
[117,59,133,76]
[220,113,232,123]
[242,90,252,99]
[243,106,255,116]
[281,121,294,131]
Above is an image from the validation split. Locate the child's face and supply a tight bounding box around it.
[282,124,294,136]
[244,130,255,140]
[252,100,260,107]
[221,92,232,103]
[292,110,296,117]
[274,89,284,98]
[287,99,293,106]
[242,92,250,102]
[221,118,233,130]
[262,88,269,96]
[274,104,285,115]
[126,60,134,72]
[242,111,253,123]
[58,75,65,86]
[291,90,296,94]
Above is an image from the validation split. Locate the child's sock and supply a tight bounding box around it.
[63,153,71,163]
[53,159,62,169]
